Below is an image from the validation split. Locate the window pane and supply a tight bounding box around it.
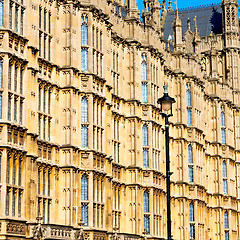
[142,83,148,103]
[142,125,148,146]
[81,98,88,122]
[141,61,147,80]
[188,145,193,163]
[222,128,226,144]
[0,1,3,26]
[143,149,149,168]
[221,111,225,127]
[144,216,150,234]
[224,212,229,228]
[187,89,191,107]
[144,192,149,212]
[81,176,88,200]
[222,161,227,178]
[81,24,88,45]
[81,49,88,71]
[81,126,88,148]
[0,60,2,88]
[223,179,228,194]
[188,166,194,182]
[187,109,192,126]
[190,224,195,239]
[81,204,88,226]
[189,203,194,221]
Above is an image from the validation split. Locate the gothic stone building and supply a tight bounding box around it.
[0,0,239,239]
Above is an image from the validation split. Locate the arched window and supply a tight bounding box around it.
[81,98,88,122]
[143,191,149,213]
[223,161,227,194]
[81,126,88,148]
[142,125,148,146]
[81,175,88,200]
[188,145,193,163]
[221,106,226,144]
[0,0,3,26]
[141,55,147,80]
[221,106,225,127]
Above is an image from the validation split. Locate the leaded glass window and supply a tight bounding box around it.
[81,49,88,71]
[144,191,149,212]
[81,98,88,122]
[143,149,149,168]
[142,83,148,103]
[81,204,88,226]
[81,175,88,200]
[142,125,148,146]
[0,0,3,26]
[187,109,192,126]
[188,145,193,163]
[81,126,88,148]
[188,166,194,182]
[144,216,150,234]
[81,23,88,45]
[224,212,229,229]
[189,203,194,221]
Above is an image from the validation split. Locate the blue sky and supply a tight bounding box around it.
[137,0,221,12]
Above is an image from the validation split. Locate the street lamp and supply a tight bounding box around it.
[157,85,175,240]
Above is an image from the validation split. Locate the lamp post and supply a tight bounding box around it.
[157,85,175,240]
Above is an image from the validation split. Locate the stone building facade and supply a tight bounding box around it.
[0,0,239,239]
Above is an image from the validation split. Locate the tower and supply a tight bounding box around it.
[222,0,240,92]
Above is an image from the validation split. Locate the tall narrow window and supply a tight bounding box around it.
[223,161,228,194]
[38,168,41,194]
[20,67,23,94]
[8,63,12,90]
[8,94,11,121]
[12,154,16,184]
[15,6,19,32]
[81,98,88,122]
[0,92,2,119]
[20,9,24,35]
[186,83,192,126]
[81,126,88,148]
[6,189,10,215]
[44,9,46,31]
[0,154,1,182]
[142,125,148,146]
[39,7,42,29]
[144,191,149,213]
[81,49,88,71]
[14,64,17,92]
[38,115,41,138]
[18,157,22,186]
[48,170,50,196]
[141,54,147,103]
[6,152,10,184]
[48,119,50,141]
[188,145,194,182]
[39,32,42,56]
[19,100,23,124]
[224,212,229,240]
[14,98,17,122]
[81,175,88,200]
[18,191,22,217]
[0,0,3,26]
[0,60,2,88]
[48,90,51,114]
[221,106,226,144]
[143,125,149,168]
[9,2,12,29]
[38,85,41,110]
[141,55,147,80]
[81,204,88,226]
[12,190,15,216]
[81,23,88,45]
[189,203,195,239]
[142,83,148,103]
[43,36,46,59]
[144,216,150,234]
[48,12,51,34]
[48,38,51,61]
